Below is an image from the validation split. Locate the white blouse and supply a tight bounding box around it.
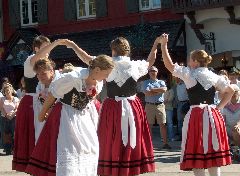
[106,56,149,87]
[172,64,229,91]
[24,55,36,78]
[24,54,49,78]
[51,68,103,99]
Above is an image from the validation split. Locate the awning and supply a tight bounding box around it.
[50,19,185,60]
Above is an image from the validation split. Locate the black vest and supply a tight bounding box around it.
[60,88,93,110]
[24,76,38,93]
[106,77,137,98]
[187,82,215,105]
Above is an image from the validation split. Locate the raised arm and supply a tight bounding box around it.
[147,37,161,68]
[38,92,56,122]
[65,40,93,65]
[30,39,67,66]
[160,33,175,73]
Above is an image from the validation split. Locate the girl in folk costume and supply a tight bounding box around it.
[160,33,234,176]
[25,55,114,176]
[33,59,61,142]
[12,36,63,172]
[0,83,19,155]
[61,62,102,114]
[66,36,161,175]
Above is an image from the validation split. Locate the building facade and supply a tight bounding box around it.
[172,0,240,71]
[2,0,186,85]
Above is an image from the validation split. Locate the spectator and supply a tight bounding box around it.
[222,84,240,144]
[16,77,25,99]
[176,77,189,140]
[143,66,171,149]
[229,69,240,88]
[164,82,175,141]
[214,70,230,105]
[0,83,19,155]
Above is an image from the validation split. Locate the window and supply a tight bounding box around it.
[20,0,38,26]
[76,0,96,19]
[139,0,161,11]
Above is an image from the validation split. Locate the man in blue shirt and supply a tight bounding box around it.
[143,66,171,149]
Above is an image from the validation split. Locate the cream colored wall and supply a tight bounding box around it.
[184,5,240,67]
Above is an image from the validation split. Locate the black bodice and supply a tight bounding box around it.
[106,77,137,98]
[187,82,215,105]
[24,76,38,93]
[60,88,93,110]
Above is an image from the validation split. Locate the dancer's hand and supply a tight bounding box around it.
[160,33,168,45]
[216,104,224,110]
[53,39,68,46]
[154,36,162,46]
[38,111,47,122]
[64,40,76,48]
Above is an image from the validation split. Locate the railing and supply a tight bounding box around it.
[172,0,240,13]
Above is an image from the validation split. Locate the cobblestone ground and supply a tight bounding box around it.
[0,126,239,176]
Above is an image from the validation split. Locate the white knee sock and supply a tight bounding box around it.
[193,168,205,176]
[208,167,221,176]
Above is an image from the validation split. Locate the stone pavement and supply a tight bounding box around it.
[0,126,239,176]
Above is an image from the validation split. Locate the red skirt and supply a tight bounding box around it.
[180,106,232,170]
[97,97,155,176]
[12,95,35,172]
[25,103,62,176]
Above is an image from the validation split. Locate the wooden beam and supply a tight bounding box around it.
[191,24,204,29]
[224,6,240,25]
[186,11,205,45]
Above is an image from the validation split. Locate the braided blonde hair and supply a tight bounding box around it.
[190,50,212,67]
[110,37,130,56]
[89,55,114,70]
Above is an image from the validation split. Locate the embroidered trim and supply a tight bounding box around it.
[98,156,154,164]
[27,161,56,173]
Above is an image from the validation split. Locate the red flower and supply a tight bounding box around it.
[86,86,97,97]
[91,88,97,97]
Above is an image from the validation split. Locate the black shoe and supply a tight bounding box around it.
[162,143,172,150]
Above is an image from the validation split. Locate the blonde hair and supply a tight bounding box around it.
[2,83,14,96]
[110,37,130,56]
[89,55,114,70]
[62,63,74,73]
[33,58,56,72]
[190,50,212,67]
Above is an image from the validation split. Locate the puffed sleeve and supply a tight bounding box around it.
[131,60,149,80]
[24,55,36,78]
[214,75,230,91]
[172,63,191,81]
[50,68,89,99]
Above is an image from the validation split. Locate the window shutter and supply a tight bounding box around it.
[96,0,107,18]
[161,0,172,9]
[38,0,48,24]
[64,0,77,21]
[126,0,139,13]
[8,0,20,28]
